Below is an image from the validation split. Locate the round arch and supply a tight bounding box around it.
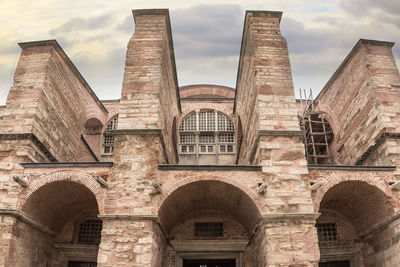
[158,180,261,236]
[318,180,395,233]
[19,170,105,214]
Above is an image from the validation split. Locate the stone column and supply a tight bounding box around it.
[236,11,320,266]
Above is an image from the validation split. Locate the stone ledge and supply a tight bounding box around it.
[181,98,235,102]
[54,244,98,262]
[261,213,321,220]
[158,164,261,171]
[98,214,158,221]
[0,133,57,162]
[308,165,396,171]
[0,209,56,236]
[171,240,249,252]
[110,129,162,135]
[21,162,113,168]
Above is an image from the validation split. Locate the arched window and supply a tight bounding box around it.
[76,219,102,245]
[103,115,118,154]
[179,110,235,156]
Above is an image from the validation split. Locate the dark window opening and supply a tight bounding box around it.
[77,219,102,245]
[194,222,223,237]
[316,223,338,242]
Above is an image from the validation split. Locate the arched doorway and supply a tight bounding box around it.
[158,180,261,267]
[317,181,395,267]
[17,180,101,267]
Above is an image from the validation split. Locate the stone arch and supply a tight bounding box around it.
[158,179,261,236]
[317,180,395,233]
[312,171,397,213]
[83,117,103,134]
[19,170,105,214]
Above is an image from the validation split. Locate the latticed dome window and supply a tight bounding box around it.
[103,115,118,154]
[179,110,235,156]
[76,219,102,245]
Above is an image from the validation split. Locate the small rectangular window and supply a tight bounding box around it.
[104,146,112,154]
[208,146,213,152]
[194,222,223,237]
[227,145,233,153]
[316,223,338,242]
[181,146,187,153]
[189,145,195,153]
[220,145,226,152]
[200,146,206,152]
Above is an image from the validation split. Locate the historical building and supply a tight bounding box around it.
[1,8,400,267]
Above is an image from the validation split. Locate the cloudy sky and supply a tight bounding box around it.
[0,0,399,105]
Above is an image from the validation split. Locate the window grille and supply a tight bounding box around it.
[180,113,196,131]
[218,133,234,143]
[316,223,338,242]
[178,110,235,157]
[180,134,196,143]
[77,219,102,245]
[199,133,215,143]
[218,113,234,131]
[194,222,223,237]
[105,116,118,133]
[199,111,215,131]
[103,115,118,154]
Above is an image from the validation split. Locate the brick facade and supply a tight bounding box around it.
[1,8,400,267]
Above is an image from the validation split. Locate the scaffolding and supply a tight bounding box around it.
[299,89,334,165]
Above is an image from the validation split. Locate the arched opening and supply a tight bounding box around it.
[18,181,100,266]
[301,112,334,165]
[317,181,395,266]
[101,115,118,158]
[178,110,236,165]
[81,117,103,161]
[158,180,261,267]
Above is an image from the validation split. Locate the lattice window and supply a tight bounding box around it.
[199,133,215,143]
[180,113,196,131]
[218,133,234,143]
[316,223,338,242]
[180,133,196,143]
[178,110,235,158]
[199,111,215,131]
[218,113,234,131]
[105,116,118,133]
[103,115,118,154]
[194,222,223,237]
[77,219,102,245]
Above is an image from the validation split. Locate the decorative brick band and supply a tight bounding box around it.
[308,164,396,171]
[0,209,56,236]
[110,129,169,164]
[0,133,57,162]
[261,213,321,220]
[158,164,261,171]
[181,97,235,102]
[98,214,158,221]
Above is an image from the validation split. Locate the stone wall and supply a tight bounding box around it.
[315,40,400,166]
[362,216,400,267]
[118,9,180,164]
[5,218,65,267]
